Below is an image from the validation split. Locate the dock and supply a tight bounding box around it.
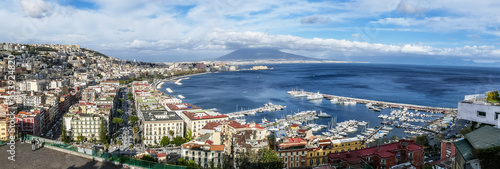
[290,91,457,114]
[225,102,286,118]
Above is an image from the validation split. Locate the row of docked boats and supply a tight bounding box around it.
[330,98,357,105]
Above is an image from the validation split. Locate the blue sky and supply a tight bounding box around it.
[1,0,500,63]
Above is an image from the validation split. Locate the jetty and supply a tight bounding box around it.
[225,102,286,118]
[289,91,457,114]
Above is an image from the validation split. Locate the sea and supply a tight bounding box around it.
[160,63,500,139]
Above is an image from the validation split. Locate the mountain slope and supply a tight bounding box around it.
[216,48,320,61]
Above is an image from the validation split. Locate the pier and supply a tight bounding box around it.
[291,91,457,114]
[225,102,286,118]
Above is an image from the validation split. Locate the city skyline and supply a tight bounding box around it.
[1,0,500,63]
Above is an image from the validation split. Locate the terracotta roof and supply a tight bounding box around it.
[210,145,225,151]
[242,123,265,129]
[291,124,299,127]
[166,103,201,110]
[156,153,166,158]
[328,140,422,164]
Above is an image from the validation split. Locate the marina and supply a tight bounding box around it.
[225,102,287,118]
[289,90,457,114]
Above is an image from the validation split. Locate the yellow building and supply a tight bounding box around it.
[0,117,11,141]
[307,138,366,167]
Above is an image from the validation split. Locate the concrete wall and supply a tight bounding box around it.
[458,102,500,128]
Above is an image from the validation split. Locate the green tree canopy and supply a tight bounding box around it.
[112,117,124,131]
[128,116,139,125]
[160,136,170,146]
[237,148,283,169]
[99,119,108,144]
[171,136,186,146]
[117,109,124,114]
[185,128,193,142]
[416,135,429,147]
[61,123,70,143]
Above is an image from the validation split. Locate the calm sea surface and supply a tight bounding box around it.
[160,63,500,138]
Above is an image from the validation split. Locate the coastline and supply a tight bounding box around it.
[224,60,368,66]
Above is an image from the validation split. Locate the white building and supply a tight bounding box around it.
[458,94,500,128]
[181,141,225,168]
[141,110,184,145]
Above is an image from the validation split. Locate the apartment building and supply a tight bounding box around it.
[142,110,184,145]
[307,138,366,167]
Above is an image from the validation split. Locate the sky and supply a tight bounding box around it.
[1,0,500,63]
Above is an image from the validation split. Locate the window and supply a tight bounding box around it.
[496,112,500,120]
[477,111,486,117]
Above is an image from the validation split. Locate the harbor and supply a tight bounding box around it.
[288,90,457,114]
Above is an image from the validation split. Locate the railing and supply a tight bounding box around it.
[25,135,186,169]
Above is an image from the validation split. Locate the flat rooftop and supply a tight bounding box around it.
[0,142,122,169]
[142,110,183,122]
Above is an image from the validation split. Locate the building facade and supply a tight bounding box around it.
[308,138,366,167]
[458,95,500,128]
[142,110,184,145]
[327,140,424,169]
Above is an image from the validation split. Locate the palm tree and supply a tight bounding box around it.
[168,130,174,143]
[117,140,122,155]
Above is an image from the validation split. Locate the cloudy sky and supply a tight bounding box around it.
[1,0,500,63]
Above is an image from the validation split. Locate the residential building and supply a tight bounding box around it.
[308,138,366,167]
[142,110,184,145]
[277,137,308,168]
[441,139,457,160]
[63,112,108,141]
[327,140,424,169]
[0,117,10,141]
[180,110,228,138]
[458,94,500,128]
[453,125,500,169]
[15,111,43,136]
[181,140,225,168]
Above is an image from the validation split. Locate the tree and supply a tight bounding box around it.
[128,116,139,125]
[237,148,283,169]
[112,117,124,131]
[61,123,70,143]
[141,155,157,162]
[185,128,193,142]
[487,90,499,101]
[382,137,389,144]
[390,135,399,142]
[99,119,108,144]
[172,136,186,146]
[77,135,85,143]
[169,130,174,138]
[416,135,429,147]
[129,144,134,150]
[133,126,138,141]
[117,140,122,151]
[160,136,170,146]
[473,146,500,169]
[119,98,125,103]
[117,109,124,114]
[459,126,473,136]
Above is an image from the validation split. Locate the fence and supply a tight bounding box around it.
[25,135,186,169]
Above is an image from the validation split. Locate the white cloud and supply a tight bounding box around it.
[1,0,500,62]
[20,0,53,18]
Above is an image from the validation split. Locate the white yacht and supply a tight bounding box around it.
[317,111,331,118]
[307,92,323,100]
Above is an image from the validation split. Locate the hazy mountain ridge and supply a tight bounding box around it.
[216,48,322,61]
